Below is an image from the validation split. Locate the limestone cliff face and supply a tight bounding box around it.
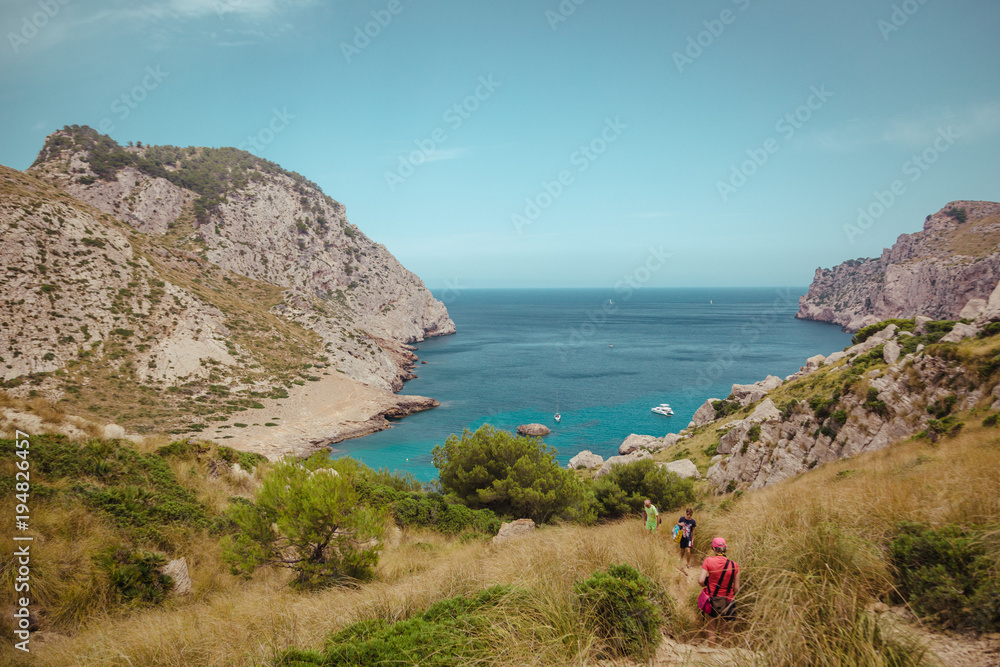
[0,126,453,436]
[27,127,454,393]
[796,201,1000,332]
[701,323,989,493]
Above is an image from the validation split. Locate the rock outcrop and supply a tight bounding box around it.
[567,450,604,470]
[618,434,662,455]
[493,518,536,545]
[517,424,551,437]
[594,450,653,479]
[161,557,192,595]
[659,459,699,479]
[796,201,1000,331]
[705,321,985,493]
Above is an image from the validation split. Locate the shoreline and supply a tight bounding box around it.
[188,370,438,461]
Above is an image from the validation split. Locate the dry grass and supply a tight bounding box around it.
[21,521,691,667]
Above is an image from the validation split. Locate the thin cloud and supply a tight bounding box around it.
[804,102,1000,153]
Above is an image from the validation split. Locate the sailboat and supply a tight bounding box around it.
[554,392,561,423]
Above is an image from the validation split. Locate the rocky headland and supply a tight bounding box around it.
[796,201,1000,332]
[0,125,454,457]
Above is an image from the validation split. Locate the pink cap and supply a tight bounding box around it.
[712,537,727,550]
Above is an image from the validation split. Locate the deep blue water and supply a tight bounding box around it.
[332,288,852,481]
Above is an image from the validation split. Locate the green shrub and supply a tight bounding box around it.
[863,388,891,418]
[94,547,171,606]
[890,522,1000,632]
[852,319,915,345]
[277,586,518,666]
[945,206,968,223]
[808,394,839,422]
[574,564,664,659]
[780,399,798,420]
[983,413,1000,428]
[591,458,695,520]
[926,395,958,419]
[223,460,385,589]
[748,423,761,442]
[432,425,593,523]
[927,416,963,437]
[978,322,1000,339]
[712,399,742,419]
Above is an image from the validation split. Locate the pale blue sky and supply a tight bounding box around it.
[2,0,999,288]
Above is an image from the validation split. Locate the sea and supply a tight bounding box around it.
[331,288,853,481]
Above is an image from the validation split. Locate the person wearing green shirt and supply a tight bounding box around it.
[643,499,660,533]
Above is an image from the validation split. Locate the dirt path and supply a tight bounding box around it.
[192,371,437,460]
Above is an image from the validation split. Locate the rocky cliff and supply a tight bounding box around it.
[631,309,1000,494]
[796,201,1000,332]
[0,125,454,448]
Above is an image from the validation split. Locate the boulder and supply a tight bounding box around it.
[493,518,535,545]
[883,340,901,365]
[619,434,660,455]
[594,450,652,479]
[805,354,826,370]
[516,423,550,437]
[103,424,126,439]
[661,433,682,448]
[975,280,1000,325]
[960,297,988,320]
[914,315,933,333]
[824,350,849,366]
[940,322,980,343]
[162,557,192,595]
[873,324,898,341]
[659,459,699,479]
[759,375,783,392]
[690,398,720,426]
[748,398,781,423]
[717,420,749,455]
[730,384,766,406]
[567,450,604,470]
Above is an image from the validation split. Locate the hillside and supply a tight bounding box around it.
[0,126,454,454]
[2,388,998,666]
[796,201,1000,332]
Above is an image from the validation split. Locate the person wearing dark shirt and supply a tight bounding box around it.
[676,507,696,568]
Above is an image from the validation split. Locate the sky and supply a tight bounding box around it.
[1,0,999,289]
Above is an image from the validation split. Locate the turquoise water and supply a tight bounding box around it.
[332,288,852,481]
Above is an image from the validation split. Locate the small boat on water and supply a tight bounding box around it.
[554,412,561,422]
[651,403,673,416]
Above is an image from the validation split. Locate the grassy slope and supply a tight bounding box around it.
[1,410,997,666]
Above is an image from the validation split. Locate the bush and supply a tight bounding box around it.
[591,459,695,520]
[890,522,1000,632]
[852,319,915,345]
[94,547,171,606]
[863,388,891,418]
[712,399,742,419]
[432,425,593,523]
[926,395,958,419]
[945,206,968,223]
[223,459,385,589]
[574,564,664,659]
[748,423,761,442]
[927,416,963,437]
[983,413,1000,428]
[277,586,518,666]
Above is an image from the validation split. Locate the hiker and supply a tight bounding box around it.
[642,499,660,534]
[676,507,696,567]
[697,537,740,646]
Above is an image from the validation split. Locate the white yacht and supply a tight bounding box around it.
[651,403,673,416]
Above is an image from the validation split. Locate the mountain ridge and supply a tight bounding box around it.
[0,125,454,454]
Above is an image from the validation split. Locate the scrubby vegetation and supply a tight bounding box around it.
[592,458,695,519]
